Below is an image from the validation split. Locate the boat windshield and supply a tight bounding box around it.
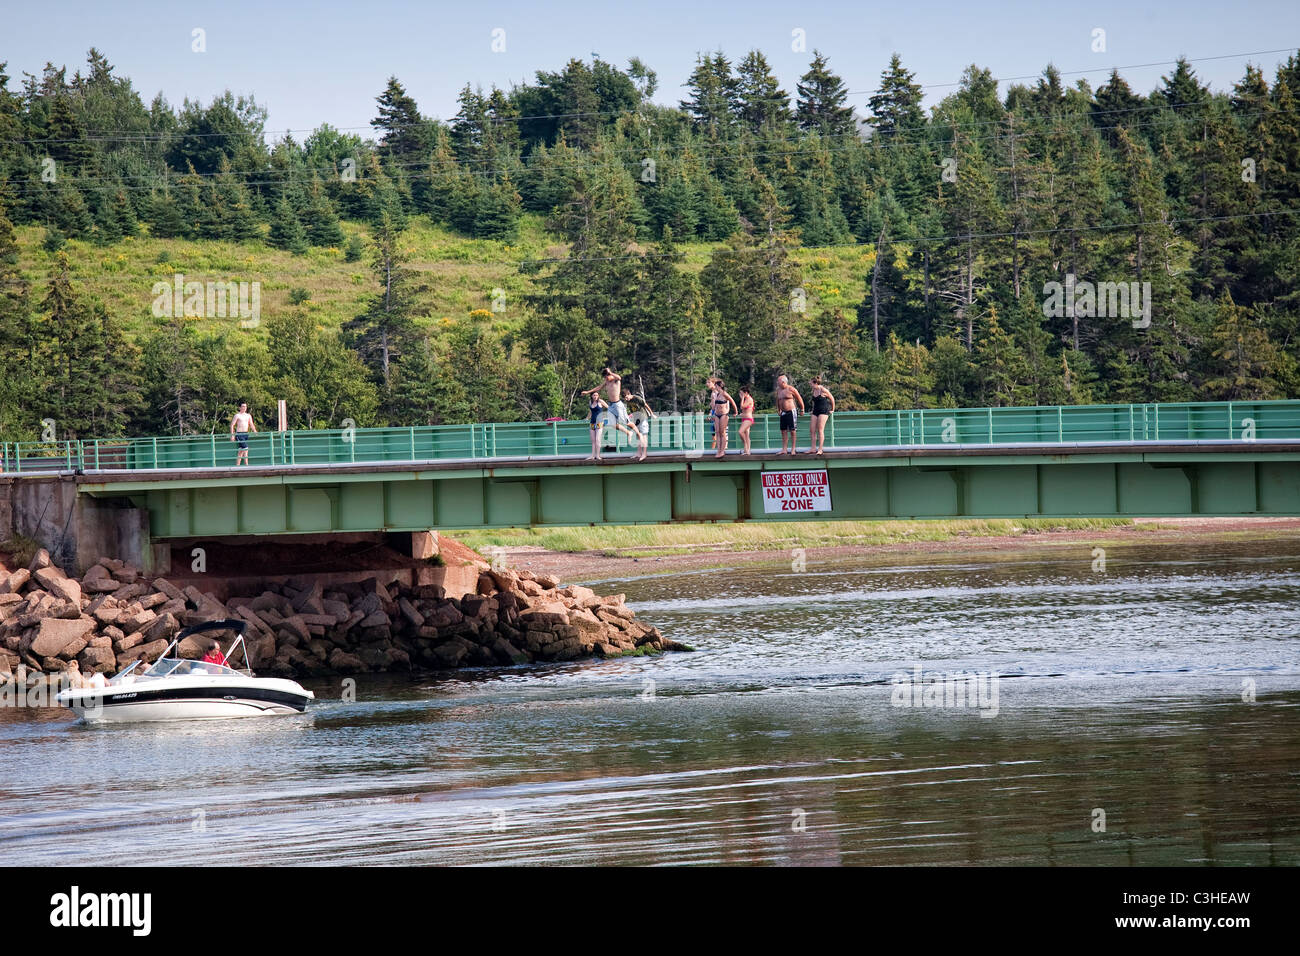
[142,657,243,679]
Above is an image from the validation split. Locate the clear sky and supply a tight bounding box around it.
[6,0,1299,137]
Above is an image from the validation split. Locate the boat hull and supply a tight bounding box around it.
[59,679,313,723]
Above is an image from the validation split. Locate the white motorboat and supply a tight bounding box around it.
[58,620,314,723]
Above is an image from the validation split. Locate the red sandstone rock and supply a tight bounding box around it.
[30,618,95,658]
[33,567,82,607]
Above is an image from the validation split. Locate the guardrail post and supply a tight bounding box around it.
[987,408,993,443]
[151,436,158,469]
[895,409,902,446]
[1154,404,1159,440]
[469,424,475,459]
[1057,406,1063,443]
[552,420,558,456]
[410,426,416,461]
[1129,405,1135,442]
[1227,401,1233,439]
[210,434,216,467]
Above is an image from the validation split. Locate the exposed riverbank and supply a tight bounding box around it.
[452,517,1300,582]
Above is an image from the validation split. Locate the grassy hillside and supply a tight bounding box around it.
[14,212,871,341]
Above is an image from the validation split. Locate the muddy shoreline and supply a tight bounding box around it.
[491,517,1300,582]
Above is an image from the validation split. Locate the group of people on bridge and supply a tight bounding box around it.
[224,370,836,466]
[580,368,836,462]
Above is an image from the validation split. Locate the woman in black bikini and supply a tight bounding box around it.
[710,378,738,458]
[808,377,835,455]
[586,391,608,460]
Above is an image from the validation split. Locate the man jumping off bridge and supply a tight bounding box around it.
[581,368,639,459]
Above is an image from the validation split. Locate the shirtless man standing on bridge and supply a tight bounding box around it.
[775,375,805,455]
[230,402,257,466]
[581,368,638,459]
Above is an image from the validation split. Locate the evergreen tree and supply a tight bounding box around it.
[796,51,855,136]
[0,200,41,437]
[868,54,925,139]
[267,199,308,254]
[681,52,738,141]
[146,186,188,239]
[1204,291,1285,399]
[344,215,422,391]
[299,179,345,247]
[472,176,522,240]
[371,77,430,162]
[973,306,1029,406]
[38,252,108,438]
[734,50,793,135]
[881,331,934,409]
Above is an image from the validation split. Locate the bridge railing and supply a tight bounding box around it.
[2,400,1297,474]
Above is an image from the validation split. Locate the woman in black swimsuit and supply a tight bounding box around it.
[808,377,835,455]
[586,392,607,460]
[710,378,738,458]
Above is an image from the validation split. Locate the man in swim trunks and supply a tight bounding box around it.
[581,368,639,456]
[774,375,804,455]
[230,402,257,466]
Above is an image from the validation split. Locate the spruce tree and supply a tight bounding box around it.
[868,54,925,139]
[1204,291,1284,399]
[734,51,793,135]
[371,77,429,162]
[267,199,309,254]
[472,176,522,240]
[796,51,855,136]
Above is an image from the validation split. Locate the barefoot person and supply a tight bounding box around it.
[627,389,657,461]
[737,385,756,455]
[808,377,835,455]
[582,368,639,457]
[585,390,609,460]
[774,376,804,455]
[709,377,738,458]
[230,402,257,465]
[582,368,621,457]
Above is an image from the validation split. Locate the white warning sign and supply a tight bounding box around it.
[761,470,832,513]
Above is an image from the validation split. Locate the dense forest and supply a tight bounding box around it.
[1,46,1299,440]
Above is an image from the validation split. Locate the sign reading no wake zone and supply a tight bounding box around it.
[761,470,832,513]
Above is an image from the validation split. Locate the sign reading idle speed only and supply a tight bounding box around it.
[761,470,833,513]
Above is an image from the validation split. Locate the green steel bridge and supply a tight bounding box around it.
[4,401,1300,538]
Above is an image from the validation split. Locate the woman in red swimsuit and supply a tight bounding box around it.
[737,385,756,455]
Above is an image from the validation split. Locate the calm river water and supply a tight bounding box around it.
[3,538,1299,866]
